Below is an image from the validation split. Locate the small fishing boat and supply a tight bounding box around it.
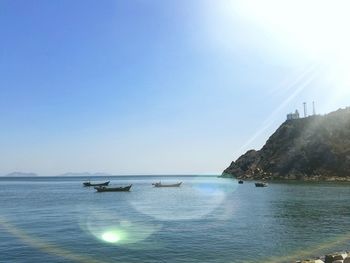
[94,184,132,192]
[255,182,268,187]
[83,181,110,187]
[152,182,182,187]
[238,180,244,184]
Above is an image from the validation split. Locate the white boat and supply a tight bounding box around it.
[152,182,182,187]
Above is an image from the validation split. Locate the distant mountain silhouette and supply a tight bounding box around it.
[57,172,113,177]
[4,172,38,177]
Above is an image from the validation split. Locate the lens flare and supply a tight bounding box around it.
[79,209,162,248]
[130,177,238,221]
[0,216,108,263]
[101,231,121,243]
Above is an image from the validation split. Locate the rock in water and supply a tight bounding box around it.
[296,260,324,263]
[324,252,347,263]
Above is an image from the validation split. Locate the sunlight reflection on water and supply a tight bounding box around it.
[2,177,350,262]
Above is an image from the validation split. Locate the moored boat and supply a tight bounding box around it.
[94,184,132,192]
[238,180,244,184]
[255,182,268,187]
[83,181,110,187]
[152,182,182,187]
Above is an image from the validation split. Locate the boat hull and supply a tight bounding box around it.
[83,181,110,187]
[255,182,268,187]
[95,185,132,192]
[153,182,182,187]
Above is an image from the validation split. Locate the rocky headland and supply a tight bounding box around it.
[222,107,350,181]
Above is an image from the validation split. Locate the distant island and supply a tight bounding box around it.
[222,107,350,181]
[57,172,113,177]
[1,172,114,177]
[4,172,38,177]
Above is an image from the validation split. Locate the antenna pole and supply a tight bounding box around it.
[303,102,307,117]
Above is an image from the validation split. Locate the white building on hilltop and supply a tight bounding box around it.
[287,110,300,120]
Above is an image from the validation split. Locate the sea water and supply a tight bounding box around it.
[1,176,350,263]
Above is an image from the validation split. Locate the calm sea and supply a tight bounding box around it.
[1,176,350,263]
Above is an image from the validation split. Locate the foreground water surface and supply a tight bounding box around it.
[1,176,350,263]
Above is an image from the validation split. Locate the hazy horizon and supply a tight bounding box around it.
[1,171,218,177]
[1,0,350,176]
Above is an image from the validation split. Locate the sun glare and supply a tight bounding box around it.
[233,0,350,57]
[231,0,350,97]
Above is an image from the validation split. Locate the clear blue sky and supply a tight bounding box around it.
[1,0,349,175]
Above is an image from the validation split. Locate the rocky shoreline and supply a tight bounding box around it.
[220,173,350,182]
[297,251,350,263]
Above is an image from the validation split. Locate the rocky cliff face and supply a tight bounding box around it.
[223,107,350,180]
